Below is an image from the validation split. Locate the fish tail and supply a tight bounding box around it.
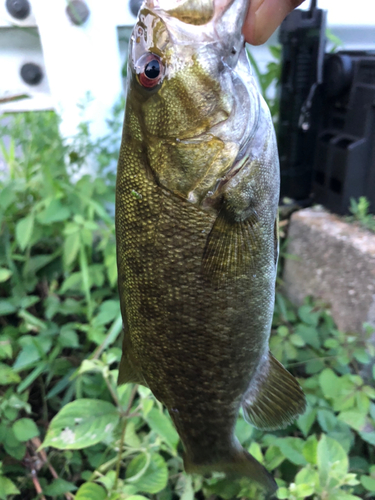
[183,445,277,494]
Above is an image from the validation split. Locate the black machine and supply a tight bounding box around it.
[277,0,375,214]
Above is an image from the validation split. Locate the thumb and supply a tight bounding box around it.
[243,0,306,45]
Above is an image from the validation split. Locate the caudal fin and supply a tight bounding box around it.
[183,445,277,494]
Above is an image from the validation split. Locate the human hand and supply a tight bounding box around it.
[243,0,306,45]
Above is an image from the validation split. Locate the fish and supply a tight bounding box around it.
[115,0,306,493]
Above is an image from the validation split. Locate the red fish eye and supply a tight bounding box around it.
[136,53,164,89]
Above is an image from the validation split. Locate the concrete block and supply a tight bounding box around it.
[283,208,375,333]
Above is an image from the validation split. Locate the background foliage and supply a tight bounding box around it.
[0,50,375,500]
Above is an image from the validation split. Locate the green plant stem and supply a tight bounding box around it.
[113,384,139,491]
[114,417,127,491]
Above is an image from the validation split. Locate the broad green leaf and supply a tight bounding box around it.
[75,482,107,500]
[0,364,20,385]
[298,305,320,326]
[361,475,375,492]
[276,437,307,466]
[276,487,289,499]
[37,199,70,224]
[0,268,12,282]
[338,410,366,432]
[326,494,362,500]
[317,409,337,433]
[64,232,81,267]
[43,478,77,496]
[124,420,141,448]
[0,183,17,210]
[297,406,317,436]
[303,435,318,465]
[12,418,39,441]
[249,442,263,462]
[317,435,348,484]
[146,408,179,452]
[4,428,26,460]
[319,368,340,399]
[295,467,319,487]
[265,445,285,470]
[0,335,12,360]
[16,214,34,250]
[0,300,16,316]
[126,453,168,494]
[93,300,120,326]
[42,399,120,449]
[126,497,150,500]
[0,476,20,499]
[359,431,375,445]
[235,418,253,444]
[180,474,194,500]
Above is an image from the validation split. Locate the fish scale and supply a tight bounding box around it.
[116,0,306,493]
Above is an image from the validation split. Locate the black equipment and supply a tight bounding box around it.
[277,0,375,214]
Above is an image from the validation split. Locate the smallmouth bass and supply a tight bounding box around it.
[116,0,306,493]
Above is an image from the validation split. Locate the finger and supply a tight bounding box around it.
[243,0,306,46]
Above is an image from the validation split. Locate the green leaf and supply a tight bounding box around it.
[359,431,375,445]
[126,453,168,494]
[290,333,305,347]
[146,408,179,452]
[0,300,16,316]
[64,232,81,267]
[298,305,320,326]
[23,253,58,275]
[42,399,120,449]
[317,409,337,433]
[235,418,253,445]
[326,494,362,500]
[93,300,120,326]
[361,475,375,492]
[37,199,70,224]
[12,418,39,441]
[319,368,340,399]
[297,406,317,436]
[317,435,348,484]
[0,363,20,385]
[43,478,77,496]
[126,497,150,500]
[0,476,20,499]
[16,214,34,250]
[75,482,107,500]
[0,335,12,360]
[338,410,366,432]
[276,437,307,466]
[295,324,320,349]
[0,268,12,282]
[303,435,318,465]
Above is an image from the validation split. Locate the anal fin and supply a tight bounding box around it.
[242,353,306,430]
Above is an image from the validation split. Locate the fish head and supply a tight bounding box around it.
[127,0,260,205]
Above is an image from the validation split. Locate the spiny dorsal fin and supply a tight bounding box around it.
[242,353,306,430]
[202,209,261,284]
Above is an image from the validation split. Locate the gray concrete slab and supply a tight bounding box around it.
[283,207,375,333]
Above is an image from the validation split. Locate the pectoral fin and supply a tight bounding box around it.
[202,208,261,284]
[242,353,306,430]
